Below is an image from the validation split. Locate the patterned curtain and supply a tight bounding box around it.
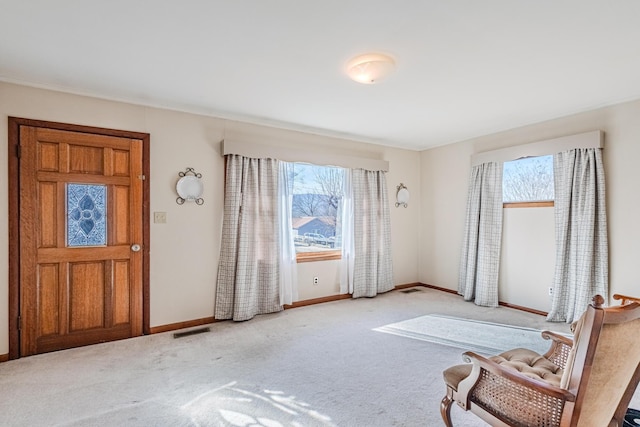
[215,154,282,321]
[547,148,608,323]
[458,162,503,307]
[350,169,394,298]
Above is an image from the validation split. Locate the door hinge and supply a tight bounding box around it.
[17,316,21,331]
[16,145,21,158]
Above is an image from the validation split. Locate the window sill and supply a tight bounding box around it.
[503,201,554,208]
[297,251,341,263]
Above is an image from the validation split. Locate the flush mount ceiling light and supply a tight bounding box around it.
[346,53,395,84]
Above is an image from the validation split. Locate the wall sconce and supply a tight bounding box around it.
[395,183,409,208]
[176,167,204,205]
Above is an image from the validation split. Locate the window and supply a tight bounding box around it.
[503,155,554,206]
[289,163,344,261]
[67,183,107,246]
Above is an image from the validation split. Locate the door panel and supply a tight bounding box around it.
[39,182,57,247]
[69,145,103,174]
[69,261,105,331]
[18,125,145,356]
[113,260,131,325]
[112,150,130,176]
[38,264,60,336]
[113,185,130,245]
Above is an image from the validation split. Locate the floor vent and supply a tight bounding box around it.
[173,327,210,339]
[400,288,422,294]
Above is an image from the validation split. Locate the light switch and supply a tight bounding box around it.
[154,212,167,224]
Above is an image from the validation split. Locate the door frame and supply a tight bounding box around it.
[7,117,151,359]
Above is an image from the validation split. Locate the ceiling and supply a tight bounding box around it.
[2,1,640,151]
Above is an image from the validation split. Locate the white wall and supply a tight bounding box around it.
[0,82,421,355]
[500,207,555,311]
[420,98,640,312]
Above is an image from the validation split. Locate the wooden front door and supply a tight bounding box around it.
[8,118,150,358]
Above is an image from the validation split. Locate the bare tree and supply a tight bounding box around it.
[292,193,326,217]
[503,156,554,202]
[313,167,343,215]
[290,164,344,240]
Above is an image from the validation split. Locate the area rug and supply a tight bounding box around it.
[373,314,571,355]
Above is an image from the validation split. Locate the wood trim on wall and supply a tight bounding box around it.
[395,282,425,290]
[7,118,20,360]
[7,117,151,359]
[150,283,424,334]
[419,282,549,317]
[503,201,554,209]
[284,294,352,309]
[498,301,547,316]
[149,317,217,334]
[0,353,8,363]
[119,282,552,336]
[296,251,342,263]
[418,283,458,294]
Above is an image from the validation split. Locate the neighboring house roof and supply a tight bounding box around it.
[291,217,316,229]
[291,216,335,230]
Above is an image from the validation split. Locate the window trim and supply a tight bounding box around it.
[503,201,554,209]
[297,250,341,263]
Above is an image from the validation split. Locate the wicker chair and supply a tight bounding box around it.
[440,295,640,426]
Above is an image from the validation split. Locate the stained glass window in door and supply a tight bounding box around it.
[67,184,107,247]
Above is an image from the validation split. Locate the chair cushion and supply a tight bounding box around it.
[491,348,564,387]
[443,348,564,390]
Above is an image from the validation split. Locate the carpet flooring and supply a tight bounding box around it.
[0,287,635,426]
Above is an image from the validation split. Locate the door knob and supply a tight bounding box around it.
[131,244,141,252]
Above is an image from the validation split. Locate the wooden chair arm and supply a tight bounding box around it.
[541,330,573,347]
[459,351,575,402]
[613,293,640,306]
[541,330,573,369]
